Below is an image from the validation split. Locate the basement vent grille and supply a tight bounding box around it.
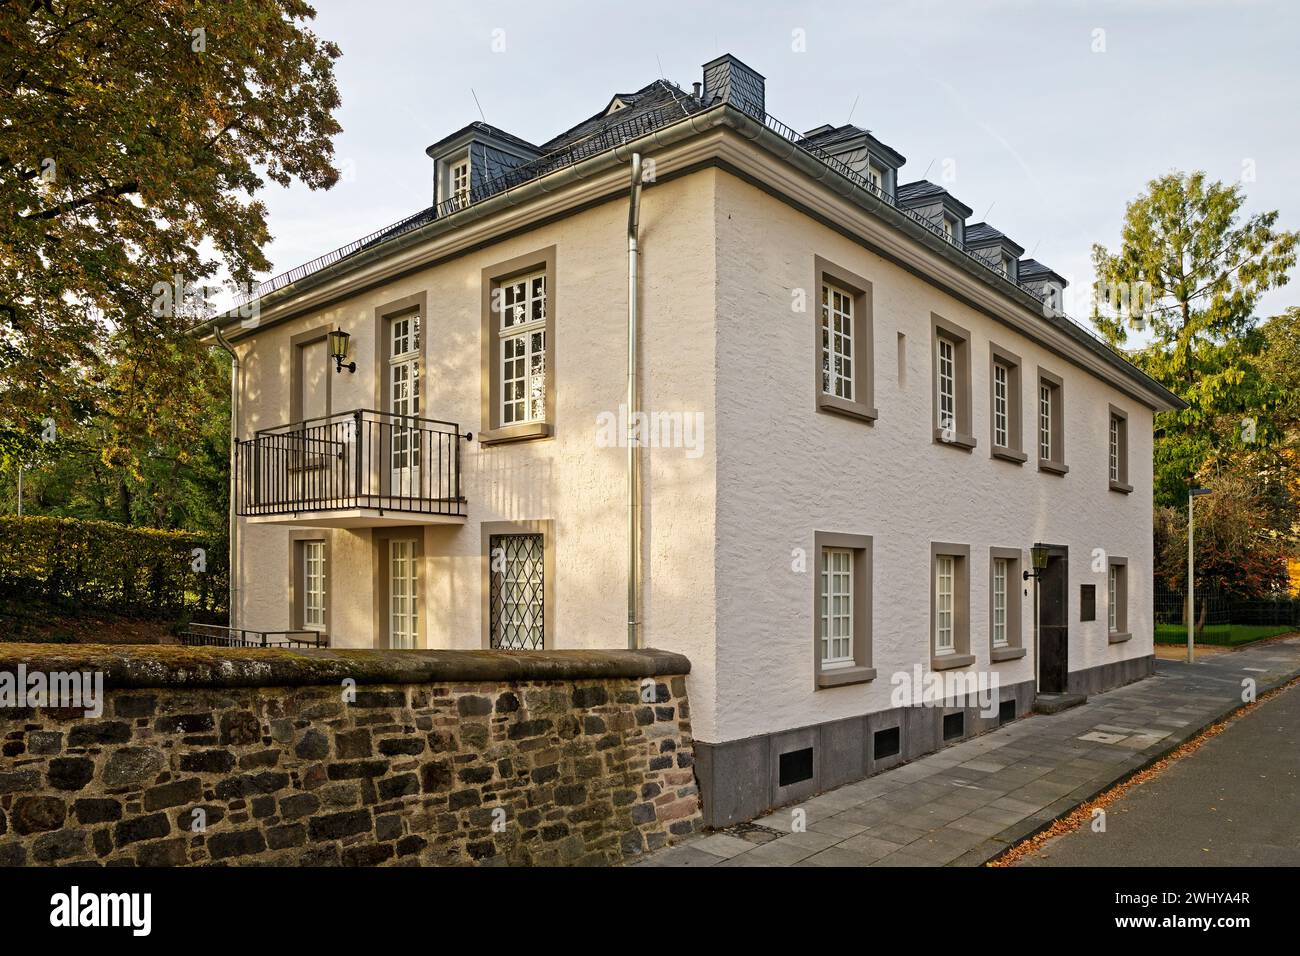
[943,712,965,741]
[999,698,1017,725]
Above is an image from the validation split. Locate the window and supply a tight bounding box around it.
[499,271,547,426]
[812,532,875,688]
[1036,368,1067,474]
[489,533,545,650]
[303,541,326,630]
[935,555,955,654]
[389,539,418,650]
[866,164,883,192]
[389,312,421,493]
[938,339,955,432]
[291,536,329,634]
[991,558,1008,648]
[930,543,972,669]
[932,315,974,449]
[1107,558,1129,640]
[1109,405,1132,492]
[821,283,854,401]
[481,520,554,650]
[988,547,1025,660]
[942,217,956,240]
[450,156,470,207]
[813,258,876,423]
[1001,254,1015,278]
[820,549,853,666]
[481,248,556,444]
[993,363,1009,447]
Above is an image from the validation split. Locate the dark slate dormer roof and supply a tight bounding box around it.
[896,180,973,218]
[540,79,701,152]
[423,121,540,159]
[801,124,906,168]
[1018,258,1068,287]
[964,222,1025,257]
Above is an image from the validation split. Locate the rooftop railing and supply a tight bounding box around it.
[178,623,328,649]
[234,95,1128,365]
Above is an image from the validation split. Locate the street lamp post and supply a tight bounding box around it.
[1187,487,1213,664]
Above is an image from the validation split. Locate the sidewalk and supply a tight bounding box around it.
[633,636,1300,867]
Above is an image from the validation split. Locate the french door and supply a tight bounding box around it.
[388,314,420,498]
[389,539,418,649]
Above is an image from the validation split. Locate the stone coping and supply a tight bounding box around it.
[0,644,690,689]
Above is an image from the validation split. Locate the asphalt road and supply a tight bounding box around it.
[1018,682,1300,866]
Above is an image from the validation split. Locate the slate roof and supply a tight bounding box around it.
[539,80,701,152]
[800,124,907,167]
[1018,258,1067,285]
[964,221,1025,256]
[896,180,974,218]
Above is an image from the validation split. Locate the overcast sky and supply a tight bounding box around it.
[250,0,1299,319]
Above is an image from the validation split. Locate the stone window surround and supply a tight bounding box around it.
[988,342,1027,465]
[480,246,557,446]
[930,541,974,670]
[988,547,1027,662]
[1036,366,1068,475]
[372,527,425,650]
[480,519,556,650]
[289,530,331,636]
[813,256,877,424]
[931,314,976,451]
[1108,555,1131,643]
[1109,404,1133,494]
[812,531,876,689]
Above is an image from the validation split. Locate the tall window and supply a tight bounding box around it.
[450,157,470,207]
[937,338,956,433]
[499,272,547,426]
[992,557,1009,648]
[935,554,955,655]
[389,539,418,649]
[1108,564,1118,632]
[942,217,955,240]
[389,314,421,489]
[1109,416,1120,481]
[303,541,326,631]
[993,362,1009,448]
[821,282,854,401]
[1038,382,1053,461]
[820,549,854,667]
[489,533,545,650]
[866,165,883,192]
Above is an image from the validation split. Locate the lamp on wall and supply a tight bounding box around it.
[1023,543,1049,581]
[328,327,356,374]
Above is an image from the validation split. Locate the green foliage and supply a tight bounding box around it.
[0,0,341,439]
[0,515,225,620]
[1153,623,1293,646]
[1091,171,1298,507]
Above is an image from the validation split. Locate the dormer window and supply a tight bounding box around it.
[942,217,956,240]
[866,164,884,193]
[450,156,471,208]
[1001,254,1015,279]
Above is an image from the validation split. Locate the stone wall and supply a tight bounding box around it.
[0,645,699,866]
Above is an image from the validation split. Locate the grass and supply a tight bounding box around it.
[1154,622,1295,647]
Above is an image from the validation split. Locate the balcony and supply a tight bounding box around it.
[235,409,471,527]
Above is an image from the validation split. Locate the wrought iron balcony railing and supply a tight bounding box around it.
[235,409,471,519]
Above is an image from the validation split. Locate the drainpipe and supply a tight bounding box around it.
[212,326,240,630]
[627,153,643,650]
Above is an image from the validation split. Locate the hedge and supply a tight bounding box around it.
[0,515,227,621]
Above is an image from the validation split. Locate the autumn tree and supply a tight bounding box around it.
[0,0,342,472]
[1091,172,1297,506]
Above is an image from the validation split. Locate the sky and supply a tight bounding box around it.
[248,0,1300,320]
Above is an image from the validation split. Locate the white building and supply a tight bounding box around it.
[205,55,1183,826]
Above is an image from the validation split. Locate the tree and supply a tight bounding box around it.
[0,0,342,452]
[1091,172,1297,506]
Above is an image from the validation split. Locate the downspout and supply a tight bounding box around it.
[212,326,240,630]
[627,153,643,649]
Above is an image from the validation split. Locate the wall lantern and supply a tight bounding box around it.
[1023,543,1050,580]
[328,327,356,374]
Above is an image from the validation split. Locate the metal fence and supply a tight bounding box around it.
[178,623,327,649]
[1154,582,1298,628]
